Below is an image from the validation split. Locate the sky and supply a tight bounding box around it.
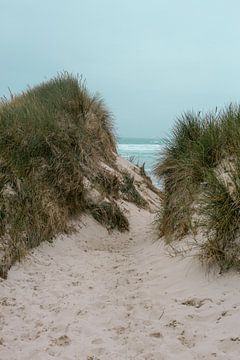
[1,0,240,138]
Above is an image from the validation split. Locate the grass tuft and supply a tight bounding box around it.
[0,72,118,276]
[155,104,240,270]
[199,168,240,271]
[89,201,129,232]
[93,170,120,198]
[120,171,147,208]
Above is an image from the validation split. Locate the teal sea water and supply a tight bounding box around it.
[117,137,165,186]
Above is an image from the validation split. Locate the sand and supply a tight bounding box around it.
[1,159,240,359]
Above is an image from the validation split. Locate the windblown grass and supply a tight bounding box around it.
[93,170,120,199]
[154,111,220,240]
[155,104,240,270]
[89,201,129,232]
[120,171,147,208]
[0,73,121,277]
[199,169,240,271]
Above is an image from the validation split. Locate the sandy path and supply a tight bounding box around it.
[1,202,240,359]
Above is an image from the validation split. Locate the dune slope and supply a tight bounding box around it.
[1,159,240,360]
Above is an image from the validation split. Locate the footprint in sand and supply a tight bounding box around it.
[165,319,183,328]
[72,281,81,286]
[91,338,104,345]
[149,332,163,339]
[113,326,128,335]
[51,335,71,346]
[126,268,135,273]
[177,330,195,348]
[143,320,152,326]
[92,347,106,356]
[219,337,240,353]
[143,302,153,310]
[143,353,165,360]
[181,297,213,308]
[126,304,134,311]
[76,309,88,316]
[216,310,229,322]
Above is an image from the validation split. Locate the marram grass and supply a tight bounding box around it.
[0,73,128,277]
[155,104,240,271]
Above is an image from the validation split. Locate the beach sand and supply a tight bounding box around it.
[1,158,240,359]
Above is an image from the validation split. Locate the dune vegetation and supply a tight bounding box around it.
[155,104,240,271]
[0,73,148,278]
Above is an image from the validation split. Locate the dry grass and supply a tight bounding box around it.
[93,170,120,199]
[0,72,121,277]
[89,201,129,232]
[120,171,147,208]
[199,167,240,271]
[155,104,240,270]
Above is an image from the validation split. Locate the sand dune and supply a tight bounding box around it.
[1,160,240,359]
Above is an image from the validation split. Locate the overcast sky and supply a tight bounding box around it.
[1,0,240,137]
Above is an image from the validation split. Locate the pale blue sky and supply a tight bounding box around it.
[1,0,240,137]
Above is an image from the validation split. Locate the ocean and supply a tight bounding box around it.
[117,137,165,186]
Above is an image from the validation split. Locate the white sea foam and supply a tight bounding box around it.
[117,139,164,186]
[118,144,162,152]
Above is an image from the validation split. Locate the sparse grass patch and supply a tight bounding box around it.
[120,171,147,208]
[93,170,120,198]
[89,201,129,232]
[138,163,162,196]
[139,163,147,177]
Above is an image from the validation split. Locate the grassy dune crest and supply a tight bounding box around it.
[155,104,240,270]
[0,73,131,277]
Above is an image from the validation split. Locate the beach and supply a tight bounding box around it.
[1,1,240,358]
[117,137,163,186]
[1,157,240,360]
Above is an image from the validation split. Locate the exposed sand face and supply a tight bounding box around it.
[1,159,240,359]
